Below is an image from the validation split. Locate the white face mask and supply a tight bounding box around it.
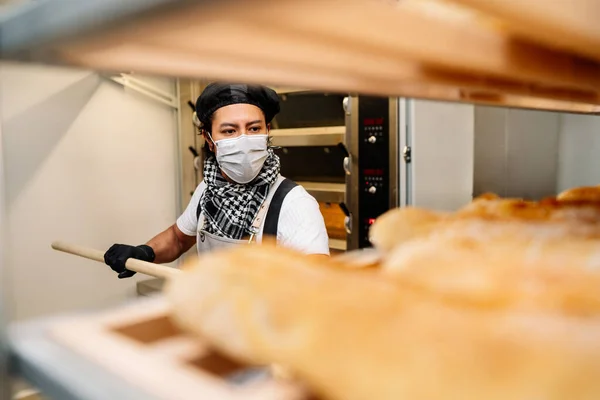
[211,134,269,184]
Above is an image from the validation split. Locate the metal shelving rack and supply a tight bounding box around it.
[1,0,599,113]
[0,82,10,400]
[1,0,600,398]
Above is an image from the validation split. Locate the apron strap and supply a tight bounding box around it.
[248,194,271,242]
[263,178,298,237]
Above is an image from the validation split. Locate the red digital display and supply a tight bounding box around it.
[363,118,384,126]
[363,168,384,176]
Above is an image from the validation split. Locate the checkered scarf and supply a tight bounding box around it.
[199,149,280,240]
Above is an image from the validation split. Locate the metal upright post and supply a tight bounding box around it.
[0,109,10,400]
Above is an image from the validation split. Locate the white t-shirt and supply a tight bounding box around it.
[176,177,330,255]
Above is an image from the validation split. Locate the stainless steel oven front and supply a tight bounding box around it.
[271,91,399,252]
[343,96,400,250]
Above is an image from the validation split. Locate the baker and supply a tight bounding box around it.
[104,83,330,278]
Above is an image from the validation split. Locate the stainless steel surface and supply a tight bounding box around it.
[344,96,400,250]
[270,126,345,147]
[406,99,414,206]
[473,105,561,200]
[177,79,199,214]
[136,278,165,297]
[343,216,352,235]
[403,146,412,163]
[389,97,400,209]
[343,156,351,176]
[345,96,360,251]
[398,98,410,207]
[0,275,8,400]
[296,182,344,204]
[342,97,350,116]
[173,80,184,224]
[0,115,9,400]
[0,272,7,399]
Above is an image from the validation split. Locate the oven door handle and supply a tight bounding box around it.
[338,142,352,176]
[339,202,352,235]
[343,156,352,176]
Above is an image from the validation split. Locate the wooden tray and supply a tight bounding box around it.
[46,296,314,400]
[319,202,346,241]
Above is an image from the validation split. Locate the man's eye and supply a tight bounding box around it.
[249,126,261,132]
[222,129,236,135]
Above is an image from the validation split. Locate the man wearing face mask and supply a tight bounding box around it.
[104,83,330,278]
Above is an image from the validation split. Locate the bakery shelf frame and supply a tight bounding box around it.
[0,0,600,113]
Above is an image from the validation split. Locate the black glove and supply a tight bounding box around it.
[104,244,156,279]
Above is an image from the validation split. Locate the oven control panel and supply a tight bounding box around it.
[362,168,384,195]
[357,97,391,248]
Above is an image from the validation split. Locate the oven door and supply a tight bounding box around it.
[270,90,348,252]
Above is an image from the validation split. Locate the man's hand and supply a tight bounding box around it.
[104,244,155,279]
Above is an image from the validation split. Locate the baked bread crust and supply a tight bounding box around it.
[164,186,600,400]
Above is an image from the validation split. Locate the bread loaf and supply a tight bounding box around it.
[164,185,600,399]
[370,192,600,254]
[368,206,446,251]
[165,244,600,400]
[557,185,600,202]
[382,231,600,314]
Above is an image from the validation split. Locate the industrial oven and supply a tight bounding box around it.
[269,90,348,253]
[184,88,403,253]
[270,92,403,252]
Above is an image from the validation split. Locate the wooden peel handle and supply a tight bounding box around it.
[51,240,180,279]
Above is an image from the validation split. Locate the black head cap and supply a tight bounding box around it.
[195,83,280,130]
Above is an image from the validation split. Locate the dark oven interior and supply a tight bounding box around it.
[272,92,346,129]
[274,145,346,184]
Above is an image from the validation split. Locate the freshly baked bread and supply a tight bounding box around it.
[368,206,445,251]
[165,244,600,400]
[382,232,600,314]
[164,185,600,399]
[457,193,600,222]
[369,191,600,254]
[557,185,600,202]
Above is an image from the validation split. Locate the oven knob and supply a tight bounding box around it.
[368,186,377,194]
[368,135,377,144]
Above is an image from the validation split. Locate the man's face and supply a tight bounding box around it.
[205,103,268,152]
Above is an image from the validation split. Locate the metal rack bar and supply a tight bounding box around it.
[0,0,188,55]
[0,84,11,400]
[103,73,179,109]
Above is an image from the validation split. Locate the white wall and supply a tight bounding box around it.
[410,99,474,211]
[0,62,179,321]
[556,113,600,192]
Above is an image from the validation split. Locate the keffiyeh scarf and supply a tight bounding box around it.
[199,150,280,240]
